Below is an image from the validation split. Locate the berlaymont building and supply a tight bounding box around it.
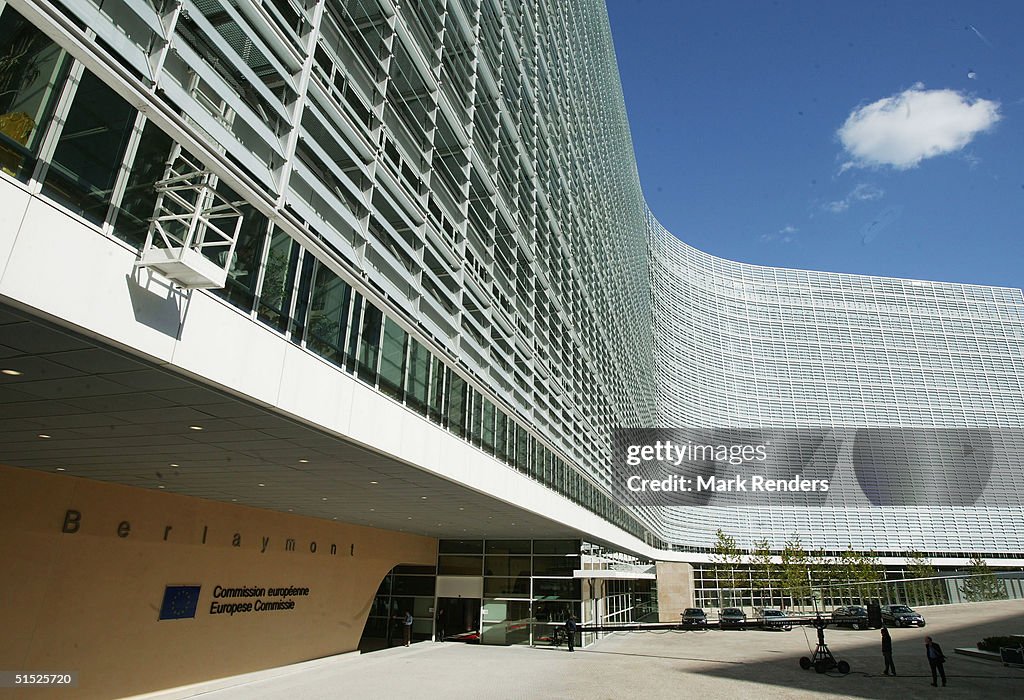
[0,0,1022,695]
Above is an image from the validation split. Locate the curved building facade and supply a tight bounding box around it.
[0,0,1022,566]
[651,217,1024,555]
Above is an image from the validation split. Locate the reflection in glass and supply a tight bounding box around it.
[484,555,531,577]
[482,577,530,597]
[0,9,69,181]
[481,599,531,645]
[42,70,134,224]
[436,554,483,576]
[532,555,580,577]
[257,227,300,332]
[358,302,383,383]
[448,372,467,437]
[111,119,173,248]
[306,261,352,366]
[405,337,430,414]
[485,539,530,555]
[379,317,407,399]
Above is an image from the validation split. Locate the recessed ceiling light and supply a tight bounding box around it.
[421,496,427,500]
[299,459,309,463]
[258,483,265,487]
[37,434,51,439]
[1,369,22,376]
[459,507,464,511]
[332,517,337,520]
[321,497,327,501]
[158,485,166,489]
[231,498,238,502]
[55,467,65,472]
[170,463,179,467]
[189,425,203,431]
[407,516,412,520]
[370,508,375,512]
[288,508,293,512]
[370,481,378,484]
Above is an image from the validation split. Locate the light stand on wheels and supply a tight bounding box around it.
[799,614,851,675]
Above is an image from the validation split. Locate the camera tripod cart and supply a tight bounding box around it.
[799,617,851,674]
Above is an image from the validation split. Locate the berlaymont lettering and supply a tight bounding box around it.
[60,509,357,557]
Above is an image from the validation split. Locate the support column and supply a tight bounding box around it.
[656,562,695,622]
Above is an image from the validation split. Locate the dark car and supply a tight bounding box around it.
[881,604,926,627]
[719,607,747,630]
[760,609,793,631]
[681,608,708,628]
[831,605,870,629]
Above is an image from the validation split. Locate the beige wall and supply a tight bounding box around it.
[0,465,436,699]
[656,561,695,622]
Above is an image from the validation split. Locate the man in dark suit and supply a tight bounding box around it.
[925,636,947,686]
[881,626,895,675]
[565,615,578,652]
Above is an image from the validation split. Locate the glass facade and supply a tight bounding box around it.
[359,539,629,648]
[3,0,1023,562]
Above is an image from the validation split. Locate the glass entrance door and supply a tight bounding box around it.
[435,596,481,643]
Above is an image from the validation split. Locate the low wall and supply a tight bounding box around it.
[0,465,436,698]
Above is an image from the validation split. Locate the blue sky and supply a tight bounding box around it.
[607,1,1024,290]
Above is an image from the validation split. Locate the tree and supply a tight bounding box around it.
[832,547,862,603]
[712,529,744,606]
[851,550,883,602]
[780,537,810,610]
[750,538,777,608]
[905,552,943,605]
[809,549,838,610]
[962,555,1005,602]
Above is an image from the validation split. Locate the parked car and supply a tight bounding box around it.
[719,607,747,630]
[760,609,793,631]
[681,608,708,628]
[881,604,926,627]
[831,605,870,629]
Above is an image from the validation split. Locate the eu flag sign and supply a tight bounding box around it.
[159,585,201,620]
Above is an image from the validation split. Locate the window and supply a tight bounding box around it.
[111,119,173,248]
[358,302,383,383]
[428,355,446,423]
[379,317,407,399]
[405,337,430,414]
[41,70,135,224]
[0,9,69,182]
[257,227,300,333]
[305,261,352,367]
[447,372,467,437]
[210,182,270,314]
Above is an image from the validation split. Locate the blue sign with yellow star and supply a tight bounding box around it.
[159,585,201,620]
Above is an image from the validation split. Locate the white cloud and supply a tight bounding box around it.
[824,183,884,213]
[838,84,1000,170]
[761,225,797,244]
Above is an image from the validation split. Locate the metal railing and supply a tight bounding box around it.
[814,571,1024,610]
[137,146,243,288]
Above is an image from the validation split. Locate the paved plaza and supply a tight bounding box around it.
[133,600,1024,700]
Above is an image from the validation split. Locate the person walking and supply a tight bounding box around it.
[925,636,947,686]
[402,610,414,647]
[881,626,896,675]
[435,607,446,642]
[565,615,578,652]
